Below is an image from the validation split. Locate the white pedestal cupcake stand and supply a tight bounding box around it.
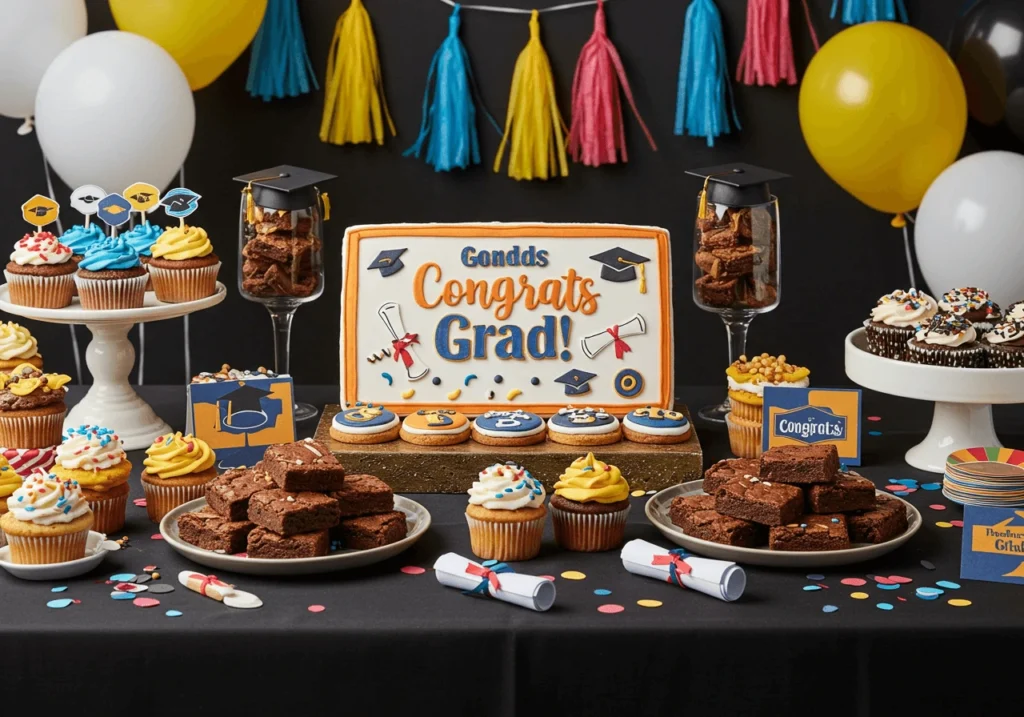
[845,327,1024,473]
[0,282,226,450]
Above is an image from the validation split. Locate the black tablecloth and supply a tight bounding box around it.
[4,386,1023,715]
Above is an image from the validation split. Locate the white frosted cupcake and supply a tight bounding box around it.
[3,232,76,308]
[465,462,547,561]
[863,288,938,361]
[0,470,94,564]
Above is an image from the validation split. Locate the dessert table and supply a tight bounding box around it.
[2,385,1021,715]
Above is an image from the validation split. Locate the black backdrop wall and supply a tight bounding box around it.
[0,0,976,388]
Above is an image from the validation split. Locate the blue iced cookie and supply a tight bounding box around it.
[621,406,692,444]
[471,410,547,446]
[546,406,621,446]
[329,403,400,444]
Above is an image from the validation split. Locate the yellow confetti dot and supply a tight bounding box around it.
[850,592,869,600]
[630,489,646,498]
[560,570,586,580]
[948,599,972,607]
[935,521,953,528]
[401,389,415,399]
[446,388,461,401]
[637,599,662,608]
[506,388,522,400]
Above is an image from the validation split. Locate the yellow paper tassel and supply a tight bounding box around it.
[320,0,396,146]
[493,11,569,181]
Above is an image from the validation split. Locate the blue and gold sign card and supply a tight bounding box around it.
[961,506,1024,585]
[762,386,862,465]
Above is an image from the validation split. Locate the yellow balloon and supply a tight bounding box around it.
[109,0,267,91]
[799,22,967,216]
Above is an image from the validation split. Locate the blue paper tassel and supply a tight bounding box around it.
[674,0,739,147]
[830,0,909,25]
[404,5,499,172]
[246,0,319,101]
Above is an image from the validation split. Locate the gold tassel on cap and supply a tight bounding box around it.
[618,258,647,294]
[242,174,286,224]
[318,189,331,221]
[698,175,713,220]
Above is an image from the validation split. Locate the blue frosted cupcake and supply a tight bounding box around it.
[59,223,105,260]
[121,221,162,291]
[74,236,147,309]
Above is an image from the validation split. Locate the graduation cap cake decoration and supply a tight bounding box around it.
[590,247,649,293]
[367,248,407,278]
[554,368,597,396]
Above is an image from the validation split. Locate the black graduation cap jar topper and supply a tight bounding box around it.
[589,247,650,294]
[234,165,337,218]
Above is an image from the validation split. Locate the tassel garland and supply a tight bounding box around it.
[246,0,319,101]
[405,5,499,172]
[736,0,820,87]
[320,0,396,146]
[568,0,656,167]
[493,10,569,181]
[674,0,740,147]
[830,0,908,25]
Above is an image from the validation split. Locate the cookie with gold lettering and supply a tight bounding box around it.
[471,410,547,447]
[621,406,692,444]
[400,409,471,446]
[546,406,621,446]
[329,402,400,444]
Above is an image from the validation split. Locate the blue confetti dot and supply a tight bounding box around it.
[877,583,900,591]
[594,589,612,596]
[869,431,883,436]
[921,483,941,491]
[936,580,960,590]
[892,490,909,496]
[896,479,919,487]
[803,585,822,592]
[822,605,839,613]
[482,559,498,567]
[165,610,183,618]
[51,586,68,593]
[806,573,825,581]
[916,587,943,600]
[876,602,894,611]
[46,598,74,609]
[110,573,135,581]
[110,592,135,601]
[830,518,840,523]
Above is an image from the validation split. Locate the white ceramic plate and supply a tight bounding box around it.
[0,531,119,580]
[645,481,922,568]
[160,496,431,576]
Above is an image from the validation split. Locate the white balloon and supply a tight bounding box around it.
[34,31,195,193]
[0,0,87,121]
[915,151,1024,308]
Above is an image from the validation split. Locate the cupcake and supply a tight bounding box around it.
[75,235,148,309]
[465,462,547,561]
[726,353,809,424]
[51,425,131,533]
[863,288,937,360]
[550,453,630,552]
[0,322,42,370]
[0,456,24,547]
[1006,301,1024,323]
[907,312,986,367]
[939,287,1002,332]
[121,221,162,290]
[4,231,76,308]
[1,470,94,564]
[140,432,217,522]
[982,320,1024,368]
[147,225,220,303]
[0,364,71,449]
[59,223,105,261]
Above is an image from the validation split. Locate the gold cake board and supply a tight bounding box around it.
[315,405,703,494]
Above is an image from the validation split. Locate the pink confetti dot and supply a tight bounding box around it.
[874,576,896,585]
[539,575,556,581]
[307,605,326,613]
[133,597,160,608]
[597,604,625,614]
[887,575,913,584]
[150,533,163,540]
[841,578,867,586]
[884,485,906,492]
[929,504,946,511]
[950,520,964,528]
[897,597,907,602]
[400,566,425,575]
[867,416,882,422]
[132,498,146,507]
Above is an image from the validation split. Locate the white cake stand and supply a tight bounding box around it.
[845,328,1024,473]
[0,283,226,449]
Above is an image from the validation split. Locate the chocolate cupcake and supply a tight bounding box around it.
[3,232,76,308]
[1005,301,1024,323]
[863,288,937,361]
[907,313,986,367]
[939,287,1002,332]
[983,320,1024,368]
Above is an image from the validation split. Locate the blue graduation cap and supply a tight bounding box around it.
[554,368,596,396]
[367,248,407,278]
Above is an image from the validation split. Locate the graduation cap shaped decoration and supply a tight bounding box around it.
[160,188,202,219]
[554,368,597,396]
[589,247,650,293]
[234,165,338,214]
[218,383,273,428]
[684,163,790,209]
[367,248,407,278]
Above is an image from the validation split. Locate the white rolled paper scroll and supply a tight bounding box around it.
[433,552,556,612]
[620,539,746,602]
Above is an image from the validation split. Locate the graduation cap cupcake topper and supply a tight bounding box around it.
[70,185,106,227]
[96,193,133,232]
[123,182,161,221]
[20,194,59,232]
[160,187,202,226]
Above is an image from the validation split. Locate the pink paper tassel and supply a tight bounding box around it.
[736,0,820,87]
[568,0,656,167]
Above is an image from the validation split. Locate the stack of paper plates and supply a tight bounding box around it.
[944,447,1024,507]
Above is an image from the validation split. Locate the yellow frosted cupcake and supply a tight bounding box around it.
[141,433,217,522]
[0,364,72,449]
[51,425,131,533]
[726,353,810,423]
[550,453,630,552]
[0,322,42,371]
[0,456,24,547]
[1,470,94,563]
[147,225,220,303]
[465,462,547,561]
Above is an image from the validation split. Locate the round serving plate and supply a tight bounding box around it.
[0,531,120,580]
[160,496,431,576]
[845,327,1024,472]
[645,480,922,568]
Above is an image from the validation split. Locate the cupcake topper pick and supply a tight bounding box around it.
[96,193,133,237]
[20,194,59,234]
[123,182,161,226]
[159,187,201,229]
[69,185,106,229]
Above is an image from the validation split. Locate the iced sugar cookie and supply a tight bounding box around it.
[330,403,400,444]
[547,406,621,446]
[471,410,547,447]
[622,407,692,444]
[400,409,471,446]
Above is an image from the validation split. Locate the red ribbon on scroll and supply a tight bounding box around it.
[606,325,632,359]
[391,333,420,368]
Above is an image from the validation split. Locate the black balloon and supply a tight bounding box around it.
[950,0,1024,151]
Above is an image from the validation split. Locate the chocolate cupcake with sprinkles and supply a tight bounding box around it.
[863,288,937,361]
[907,312,986,367]
[983,319,1024,368]
[939,287,1002,332]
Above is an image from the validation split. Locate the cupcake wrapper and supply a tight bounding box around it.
[5,528,89,564]
[75,273,148,310]
[466,513,546,561]
[863,320,914,361]
[549,503,630,552]
[726,413,762,459]
[0,524,6,549]
[3,270,74,309]
[985,345,1024,368]
[907,340,986,368]
[148,262,220,303]
[88,491,127,534]
[0,411,65,450]
[728,397,763,422]
[143,481,208,523]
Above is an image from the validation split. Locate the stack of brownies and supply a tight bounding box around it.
[670,445,908,551]
[177,438,408,559]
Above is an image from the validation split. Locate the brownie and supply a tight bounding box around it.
[694,245,759,278]
[260,439,346,492]
[243,234,318,265]
[759,445,840,485]
[674,501,765,547]
[246,527,329,559]
[848,495,908,544]
[695,274,739,307]
[769,514,851,551]
[205,468,268,521]
[668,494,716,527]
[177,509,254,554]
[330,474,394,518]
[247,489,341,536]
[703,457,759,496]
[806,472,876,513]
[333,511,408,550]
[715,477,804,526]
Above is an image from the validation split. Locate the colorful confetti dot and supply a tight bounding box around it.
[950,520,964,528]
[921,483,941,491]
[876,602,894,611]
[132,498,147,507]
[916,587,943,600]
[400,566,426,575]
[921,560,936,571]
[803,585,822,592]
[110,592,135,601]
[560,570,586,580]
[929,504,946,511]
[806,573,825,581]
[481,559,498,567]
[50,586,67,593]
[868,430,883,436]
[877,584,900,591]
[822,605,839,613]
[897,597,907,602]
[539,575,556,581]
[841,577,867,587]
[887,575,913,584]
[935,521,953,529]
[307,605,326,613]
[110,573,134,581]
[150,533,163,540]
[165,610,182,618]
[631,489,646,498]
[948,599,972,607]
[593,589,612,596]
[597,604,625,614]
[637,599,662,608]
[874,576,896,585]
[133,597,160,608]
[867,416,882,422]
[850,592,869,600]
[46,598,73,609]
[936,580,960,590]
